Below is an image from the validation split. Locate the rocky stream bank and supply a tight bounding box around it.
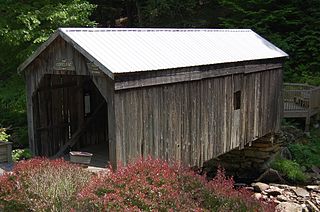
[247,182,320,212]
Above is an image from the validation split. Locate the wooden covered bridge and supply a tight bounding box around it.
[19,28,288,168]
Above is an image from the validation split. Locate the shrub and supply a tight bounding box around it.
[271,158,306,183]
[0,128,10,142]
[0,158,92,211]
[77,157,274,211]
[77,158,189,211]
[12,148,32,162]
[0,157,274,211]
[289,134,320,169]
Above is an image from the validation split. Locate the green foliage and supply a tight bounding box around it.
[0,75,26,127]
[288,134,320,169]
[12,149,32,162]
[271,158,306,183]
[0,128,10,142]
[217,0,320,85]
[0,0,96,66]
[0,0,96,148]
[136,0,201,27]
[94,0,320,84]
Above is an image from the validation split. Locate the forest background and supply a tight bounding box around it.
[0,0,319,147]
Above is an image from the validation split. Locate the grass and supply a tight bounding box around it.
[270,126,320,184]
[288,131,320,169]
[271,157,306,183]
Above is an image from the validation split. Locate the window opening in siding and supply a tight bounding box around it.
[234,90,241,110]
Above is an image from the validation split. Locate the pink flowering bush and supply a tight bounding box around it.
[77,158,191,211]
[0,157,275,211]
[77,157,275,211]
[0,158,92,211]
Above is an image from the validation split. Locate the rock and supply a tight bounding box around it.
[274,200,282,204]
[306,200,320,212]
[277,195,289,202]
[265,186,283,197]
[252,182,270,192]
[279,147,292,160]
[300,204,309,212]
[306,185,320,192]
[253,192,262,200]
[292,187,310,198]
[311,166,320,179]
[244,186,254,192]
[311,166,320,175]
[276,202,304,212]
[279,126,304,144]
[270,183,291,189]
[265,187,282,197]
[86,166,110,174]
[256,168,287,184]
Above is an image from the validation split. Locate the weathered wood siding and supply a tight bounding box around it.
[23,33,283,168]
[24,36,116,166]
[114,68,283,166]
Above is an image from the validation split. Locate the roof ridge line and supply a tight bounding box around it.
[59,28,253,33]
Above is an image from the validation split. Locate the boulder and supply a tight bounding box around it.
[306,185,320,192]
[292,187,310,198]
[306,200,320,212]
[253,192,262,200]
[265,186,282,197]
[269,183,291,189]
[277,195,289,202]
[279,147,292,160]
[256,168,287,184]
[252,182,269,192]
[311,166,320,179]
[275,202,304,212]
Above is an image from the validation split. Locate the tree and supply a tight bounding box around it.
[0,0,96,75]
[217,0,320,84]
[0,0,96,146]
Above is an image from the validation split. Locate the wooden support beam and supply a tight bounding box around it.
[37,82,79,92]
[52,101,105,158]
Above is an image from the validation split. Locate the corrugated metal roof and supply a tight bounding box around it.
[19,28,288,76]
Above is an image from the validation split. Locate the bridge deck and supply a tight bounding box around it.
[283,83,320,131]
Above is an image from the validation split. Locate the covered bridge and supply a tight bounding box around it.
[18,28,288,168]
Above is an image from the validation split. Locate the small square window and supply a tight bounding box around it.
[234,91,241,110]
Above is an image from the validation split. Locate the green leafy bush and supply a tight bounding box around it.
[271,158,306,183]
[0,128,10,142]
[12,149,32,162]
[289,135,320,169]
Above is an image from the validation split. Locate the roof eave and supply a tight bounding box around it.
[17,30,61,73]
[58,29,114,79]
[17,28,114,80]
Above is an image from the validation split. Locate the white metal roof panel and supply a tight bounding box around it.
[19,28,288,75]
